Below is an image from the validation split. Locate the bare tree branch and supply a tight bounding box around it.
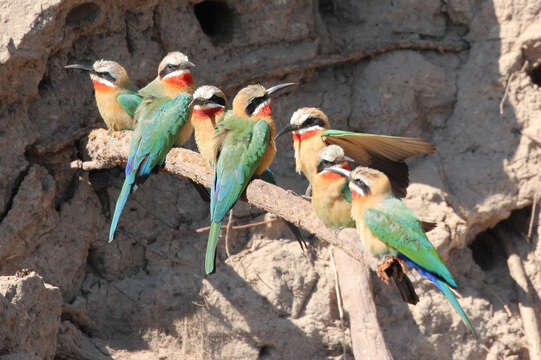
[75,129,393,359]
[494,226,541,360]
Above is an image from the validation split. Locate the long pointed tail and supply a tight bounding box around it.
[109,178,133,242]
[400,255,476,336]
[205,221,222,275]
[432,277,476,337]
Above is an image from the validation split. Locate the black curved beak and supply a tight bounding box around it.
[327,167,352,179]
[275,124,299,140]
[65,64,94,72]
[266,82,296,96]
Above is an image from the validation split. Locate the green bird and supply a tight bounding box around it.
[206,83,296,275]
[109,92,192,242]
[328,165,475,335]
[65,60,142,129]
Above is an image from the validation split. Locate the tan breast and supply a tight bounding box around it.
[193,114,219,167]
[294,132,326,184]
[351,195,392,256]
[95,90,135,130]
[312,174,355,228]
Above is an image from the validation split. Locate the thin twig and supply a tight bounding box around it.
[528,192,538,240]
[195,217,279,233]
[330,247,348,359]
[224,210,234,259]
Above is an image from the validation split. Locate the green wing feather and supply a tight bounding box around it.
[322,130,435,197]
[363,197,456,287]
[109,93,192,242]
[139,77,166,98]
[117,92,143,118]
[206,114,270,274]
[341,182,352,203]
[321,129,435,161]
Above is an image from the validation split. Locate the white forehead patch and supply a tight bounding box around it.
[290,108,310,126]
[164,52,189,66]
[90,73,115,88]
[319,145,344,162]
[194,86,220,100]
[93,59,116,73]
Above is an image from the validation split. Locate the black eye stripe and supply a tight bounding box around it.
[316,159,334,174]
[210,94,226,106]
[159,63,180,78]
[302,117,325,128]
[354,178,371,195]
[96,71,116,83]
[246,94,268,115]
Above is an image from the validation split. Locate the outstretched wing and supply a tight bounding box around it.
[322,130,435,197]
[363,197,456,287]
[210,117,270,223]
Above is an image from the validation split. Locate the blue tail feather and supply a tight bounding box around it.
[109,178,134,242]
[399,254,476,336]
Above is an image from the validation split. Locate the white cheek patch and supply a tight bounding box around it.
[201,103,224,110]
[163,69,190,80]
[296,125,323,134]
[90,74,115,88]
[350,182,368,197]
[254,99,270,114]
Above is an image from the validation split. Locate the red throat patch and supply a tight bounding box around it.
[321,163,350,180]
[193,107,223,121]
[292,128,322,141]
[164,73,194,88]
[255,103,272,116]
[92,79,114,92]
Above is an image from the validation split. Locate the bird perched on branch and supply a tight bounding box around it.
[327,165,475,334]
[138,52,196,146]
[312,145,356,229]
[108,92,193,242]
[191,85,228,168]
[205,83,299,275]
[65,60,141,130]
[276,107,435,198]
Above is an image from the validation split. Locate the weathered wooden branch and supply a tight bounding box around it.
[74,128,394,359]
[494,226,541,360]
[334,246,394,360]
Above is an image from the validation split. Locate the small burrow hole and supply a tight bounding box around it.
[469,206,535,271]
[318,0,335,16]
[66,2,101,28]
[194,1,234,44]
[258,345,277,359]
[528,63,541,86]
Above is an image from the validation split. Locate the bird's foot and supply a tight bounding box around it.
[377,256,405,284]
